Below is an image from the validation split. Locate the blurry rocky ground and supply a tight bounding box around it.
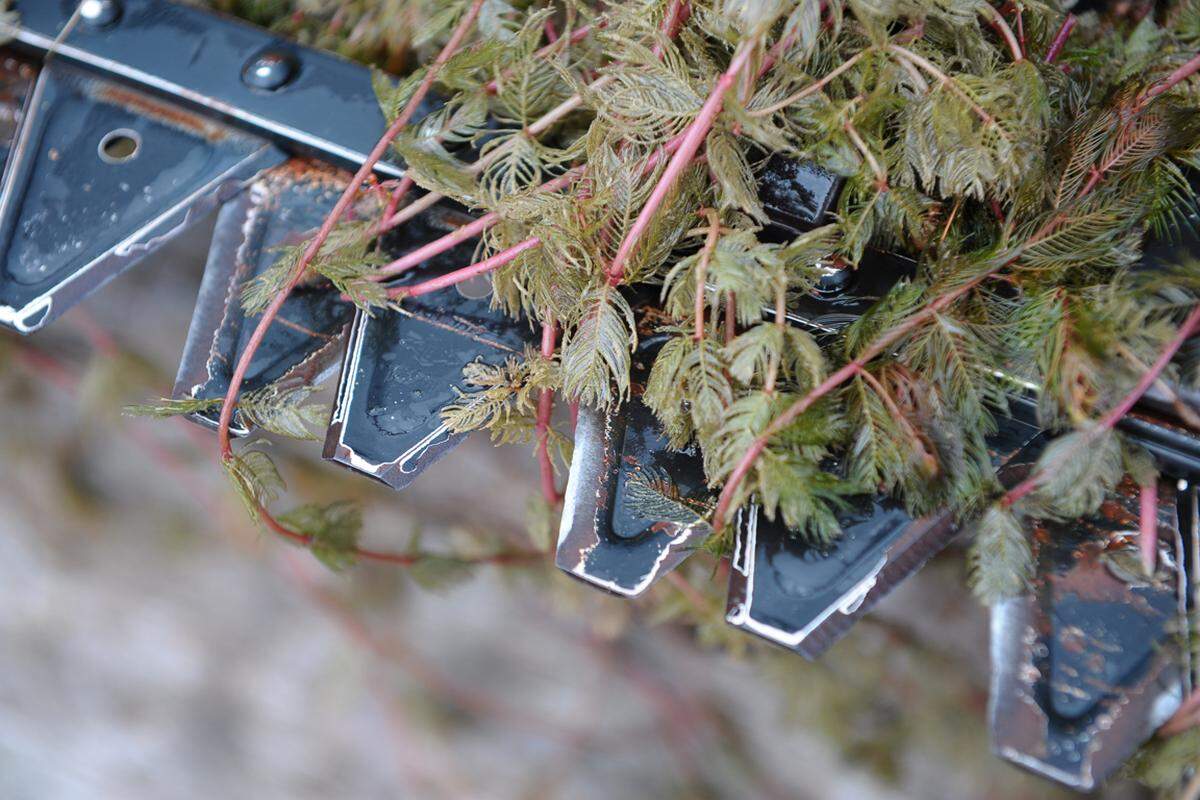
[0,224,1153,799]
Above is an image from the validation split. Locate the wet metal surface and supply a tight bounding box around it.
[5,0,422,176]
[556,340,713,596]
[172,160,356,434]
[726,409,1046,659]
[756,155,841,236]
[324,210,534,490]
[989,479,1190,790]
[0,61,283,333]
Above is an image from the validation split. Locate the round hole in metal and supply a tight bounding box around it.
[454,273,493,300]
[98,129,141,164]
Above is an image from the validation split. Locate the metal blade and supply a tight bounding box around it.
[5,0,421,176]
[172,159,359,434]
[324,210,534,489]
[725,410,1046,659]
[0,60,283,333]
[988,479,1190,791]
[556,339,712,596]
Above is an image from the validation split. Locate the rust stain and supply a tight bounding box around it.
[95,84,231,141]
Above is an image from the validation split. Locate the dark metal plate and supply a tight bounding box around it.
[989,479,1190,790]
[725,409,1045,659]
[324,210,534,489]
[757,155,841,236]
[0,60,283,333]
[5,0,416,176]
[556,341,712,596]
[172,159,357,434]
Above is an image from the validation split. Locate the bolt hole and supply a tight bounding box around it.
[98,129,140,164]
[454,273,493,300]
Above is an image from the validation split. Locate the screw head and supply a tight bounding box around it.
[241,50,297,91]
[813,262,853,297]
[79,0,121,27]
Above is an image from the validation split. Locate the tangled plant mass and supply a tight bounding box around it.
[129,0,1200,788]
[178,0,1200,590]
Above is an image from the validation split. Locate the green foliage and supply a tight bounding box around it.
[278,501,363,570]
[968,504,1032,604]
[1125,727,1200,791]
[126,383,328,441]
[223,448,285,522]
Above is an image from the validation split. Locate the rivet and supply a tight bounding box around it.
[241,50,297,91]
[79,0,121,28]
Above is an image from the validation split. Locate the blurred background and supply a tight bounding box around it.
[0,219,1152,800]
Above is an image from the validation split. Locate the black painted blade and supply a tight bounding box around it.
[556,340,713,596]
[988,479,1190,791]
[756,155,842,237]
[324,210,534,489]
[724,409,1045,659]
[172,159,358,434]
[0,60,284,333]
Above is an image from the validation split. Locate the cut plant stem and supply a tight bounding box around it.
[387,236,541,299]
[536,319,562,505]
[605,43,756,285]
[1141,51,1200,107]
[1139,481,1158,573]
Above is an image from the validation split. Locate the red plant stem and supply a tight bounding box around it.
[1141,51,1200,105]
[375,172,575,278]
[711,281,984,528]
[261,502,546,565]
[981,3,1023,61]
[373,128,689,280]
[657,0,691,50]
[605,44,755,285]
[1044,13,1075,64]
[387,236,541,299]
[1000,304,1200,509]
[216,0,485,462]
[536,319,562,505]
[1139,481,1158,572]
[379,175,416,228]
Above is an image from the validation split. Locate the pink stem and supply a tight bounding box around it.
[1001,304,1200,508]
[374,171,576,278]
[1139,481,1158,572]
[379,175,416,229]
[536,320,562,504]
[217,0,486,461]
[387,236,541,299]
[1142,51,1200,104]
[373,130,686,281]
[605,44,755,285]
[1044,14,1076,64]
